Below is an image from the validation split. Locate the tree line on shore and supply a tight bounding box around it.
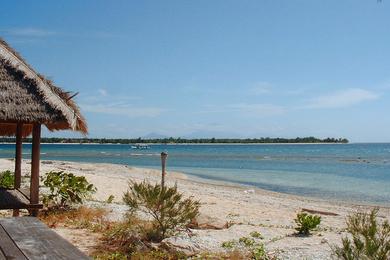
[0,136,349,144]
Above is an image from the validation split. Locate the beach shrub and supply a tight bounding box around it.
[106,195,115,203]
[39,206,107,231]
[239,236,256,247]
[221,236,271,260]
[93,215,187,259]
[93,252,128,260]
[42,171,96,208]
[0,170,14,188]
[332,208,390,260]
[251,243,268,260]
[222,240,237,249]
[97,217,149,255]
[294,212,321,235]
[250,231,264,239]
[123,181,200,241]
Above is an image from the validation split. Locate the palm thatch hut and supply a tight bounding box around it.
[0,38,87,216]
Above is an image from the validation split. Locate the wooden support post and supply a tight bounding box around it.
[161,152,168,188]
[14,123,23,189]
[30,124,41,217]
[13,123,23,217]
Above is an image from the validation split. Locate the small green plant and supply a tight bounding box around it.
[93,216,187,259]
[0,170,14,188]
[332,208,390,260]
[42,171,96,208]
[222,240,237,249]
[222,235,271,260]
[123,181,200,242]
[94,252,128,260]
[252,243,268,260]
[106,195,115,203]
[250,231,263,239]
[294,212,321,235]
[239,236,256,247]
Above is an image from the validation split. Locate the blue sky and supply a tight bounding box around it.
[1,1,390,142]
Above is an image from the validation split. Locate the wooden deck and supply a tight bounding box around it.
[0,189,42,210]
[0,217,90,259]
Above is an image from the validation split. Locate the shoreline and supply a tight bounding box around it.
[0,156,388,208]
[1,158,389,258]
[183,172,390,209]
[1,158,385,209]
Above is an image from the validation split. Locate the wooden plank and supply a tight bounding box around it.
[30,124,41,217]
[0,189,29,209]
[0,189,42,210]
[0,250,6,260]
[0,217,90,260]
[0,225,27,260]
[17,188,31,201]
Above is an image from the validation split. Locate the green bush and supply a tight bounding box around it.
[222,240,236,249]
[0,170,14,188]
[221,236,270,260]
[98,217,147,254]
[250,231,264,239]
[42,171,96,208]
[106,195,115,204]
[93,252,128,260]
[251,243,268,260]
[294,212,321,235]
[93,216,187,259]
[123,181,200,242]
[332,208,390,260]
[239,236,256,247]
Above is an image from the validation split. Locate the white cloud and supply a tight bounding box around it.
[306,88,379,109]
[284,88,308,96]
[98,89,108,96]
[81,104,165,118]
[229,103,286,116]
[80,90,141,103]
[0,28,56,37]
[250,82,272,95]
[199,103,286,117]
[377,80,390,91]
[78,89,153,117]
[1,27,119,39]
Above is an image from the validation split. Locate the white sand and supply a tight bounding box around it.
[1,158,389,259]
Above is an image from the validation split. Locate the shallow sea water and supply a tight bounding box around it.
[1,143,389,206]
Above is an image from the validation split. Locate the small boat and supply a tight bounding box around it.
[131,144,150,149]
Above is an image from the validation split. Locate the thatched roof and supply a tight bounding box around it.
[0,38,87,137]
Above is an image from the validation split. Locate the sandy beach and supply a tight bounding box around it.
[1,158,389,259]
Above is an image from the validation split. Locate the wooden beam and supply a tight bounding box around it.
[30,124,41,217]
[13,123,23,217]
[14,123,23,189]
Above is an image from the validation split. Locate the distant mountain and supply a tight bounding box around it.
[142,132,169,139]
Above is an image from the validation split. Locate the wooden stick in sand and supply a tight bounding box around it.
[161,152,168,188]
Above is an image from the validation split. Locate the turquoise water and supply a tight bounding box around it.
[1,143,390,206]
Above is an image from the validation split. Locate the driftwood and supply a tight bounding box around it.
[302,208,339,216]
